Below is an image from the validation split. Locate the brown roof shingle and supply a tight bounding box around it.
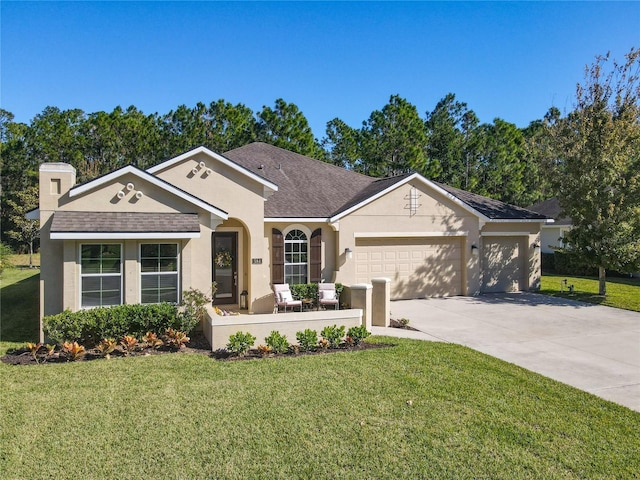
[51,212,200,233]
[223,142,375,218]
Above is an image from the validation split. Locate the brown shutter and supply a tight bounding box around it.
[310,228,322,283]
[272,228,284,284]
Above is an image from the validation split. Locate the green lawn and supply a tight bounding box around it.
[540,274,640,312]
[1,264,639,478]
[0,266,40,352]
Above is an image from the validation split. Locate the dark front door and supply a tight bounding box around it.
[213,232,237,305]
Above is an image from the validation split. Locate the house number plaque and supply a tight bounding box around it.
[251,258,263,265]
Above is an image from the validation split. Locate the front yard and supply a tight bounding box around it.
[540,274,640,312]
[1,260,639,478]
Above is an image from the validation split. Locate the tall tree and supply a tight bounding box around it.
[5,187,40,267]
[425,93,479,187]
[475,118,527,205]
[360,95,429,177]
[553,48,640,295]
[322,118,362,170]
[256,99,324,158]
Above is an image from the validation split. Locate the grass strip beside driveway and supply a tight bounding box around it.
[540,274,640,312]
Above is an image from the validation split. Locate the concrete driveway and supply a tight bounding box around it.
[387,293,640,412]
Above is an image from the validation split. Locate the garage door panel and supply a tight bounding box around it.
[482,237,525,293]
[355,237,463,299]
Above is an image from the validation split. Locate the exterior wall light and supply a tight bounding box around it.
[533,243,540,250]
[471,244,479,255]
[345,247,353,260]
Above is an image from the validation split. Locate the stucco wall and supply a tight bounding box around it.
[335,180,482,295]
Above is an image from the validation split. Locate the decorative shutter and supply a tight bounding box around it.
[310,228,322,283]
[272,228,284,284]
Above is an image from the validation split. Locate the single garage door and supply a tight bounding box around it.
[481,236,526,293]
[355,237,463,299]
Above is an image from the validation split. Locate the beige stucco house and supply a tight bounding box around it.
[36,142,547,324]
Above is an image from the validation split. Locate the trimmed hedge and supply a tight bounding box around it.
[43,303,198,347]
[289,283,344,301]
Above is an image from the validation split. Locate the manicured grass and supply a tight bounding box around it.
[1,340,639,479]
[0,266,40,352]
[2,261,639,478]
[540,274,640,312]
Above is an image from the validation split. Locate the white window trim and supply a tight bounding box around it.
[79,243,123,309]
[139,243,181,304]
[283,225,311,285]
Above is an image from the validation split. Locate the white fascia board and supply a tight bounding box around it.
[68,165,228,220]
[354,231,469,238]
[51,232,200,240]
[265,217,329,223]
[480,231,532,237]
[147,146,279,194]
[485,218,548,223]
[329,173,491,223]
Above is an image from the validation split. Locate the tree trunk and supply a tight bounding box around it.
[598,266,606,296]
[28,241,33,269]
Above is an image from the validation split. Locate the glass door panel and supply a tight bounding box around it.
[213,232,237,305]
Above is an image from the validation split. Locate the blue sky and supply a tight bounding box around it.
[1,1,638,138]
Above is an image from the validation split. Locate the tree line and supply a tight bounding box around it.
[0,95,557,245]
[1,47,638,294]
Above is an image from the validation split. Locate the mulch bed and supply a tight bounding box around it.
[1,332,394,366]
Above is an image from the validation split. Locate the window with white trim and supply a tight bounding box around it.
[80,244,122,308]
[140,243,179,304]
[284,229,308,285]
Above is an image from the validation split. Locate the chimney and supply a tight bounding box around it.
[39,163,76,212]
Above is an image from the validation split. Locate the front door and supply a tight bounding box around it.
[213,232,238,305]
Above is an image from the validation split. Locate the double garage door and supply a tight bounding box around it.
[481,236,527,293]
[355,237,463,300]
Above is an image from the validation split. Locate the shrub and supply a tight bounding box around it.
[226,331,255,356]
[43,303,190,347]
[296,329,318,352]
[346,325,371,346]
[163,328,190,350]
[120,335,138,355]
[265,330,289,354]
[142,331,163,350]
[320,325,345,348]
[290,283,344,302]
[62,341,86,361]
[96,338,117,357]
[180,288,211,325]
[257,344,272,357]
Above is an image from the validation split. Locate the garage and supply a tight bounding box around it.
[481,236,526,293]
[355,237,464,299]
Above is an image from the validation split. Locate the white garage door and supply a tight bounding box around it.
[481,237,526,293]
[355,237,463,299]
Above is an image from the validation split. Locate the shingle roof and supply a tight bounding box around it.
[527,197,572,225]
[51,212,201,233]
[223,142,374,217]
[434,183,548,220]
[224,143,549,222]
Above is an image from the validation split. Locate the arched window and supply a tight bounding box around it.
[284,229,308,285]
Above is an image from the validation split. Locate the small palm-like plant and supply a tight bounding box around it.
[142,331,164,350]
[257,344,272,357]
[62,341,86,361]
[120,335,138,355]
[163,328,190,349]
[96,338,117,358]
[26,342,43,363]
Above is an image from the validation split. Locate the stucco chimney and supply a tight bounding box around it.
[39,163,76,212]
